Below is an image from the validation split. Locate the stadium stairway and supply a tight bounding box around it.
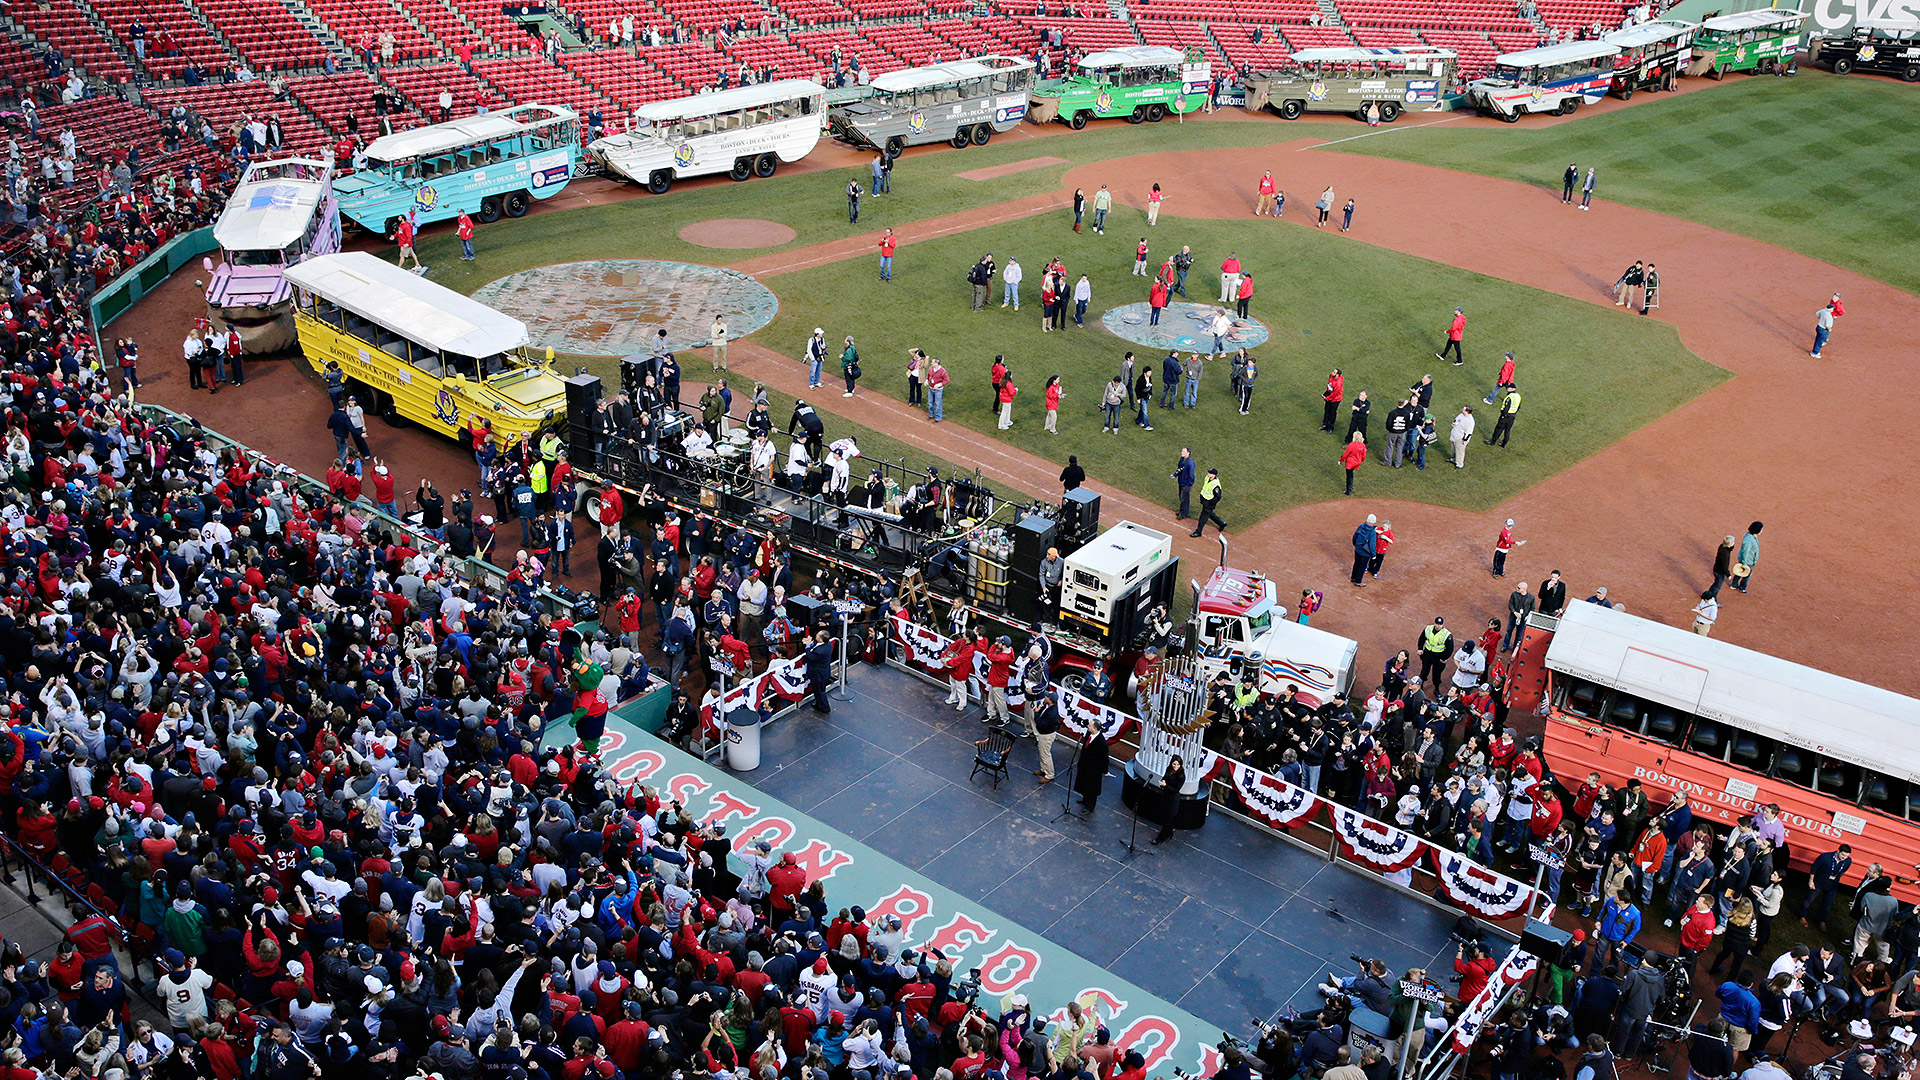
[280,0,362,68]
[279,0,386,69]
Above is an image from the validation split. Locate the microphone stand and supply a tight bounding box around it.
[1054,724,1086,823]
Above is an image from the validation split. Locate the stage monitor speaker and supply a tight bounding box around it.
[1520,917,1571,962]
[785,594,836,632]
[1010,514,1057,576]
[620,354,651,402]
[1059,487,1101,542]
[565,374,602,467]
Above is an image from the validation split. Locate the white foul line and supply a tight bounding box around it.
[1300,114,1469,149]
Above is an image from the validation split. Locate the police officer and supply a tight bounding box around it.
[1486,386,1521,448]
[1190,468,1225,538]
[1418,617,1454,693]
[788,400,824,460]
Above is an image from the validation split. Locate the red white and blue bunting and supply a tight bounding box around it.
[1448,946,1539,1055]
[891,614,954,673]
[1059,692,1137,742]
[1225,762,1321,830]
[1329,804,1426,872]
[1430,848,1536,920]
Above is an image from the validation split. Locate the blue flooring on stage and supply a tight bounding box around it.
[731,664,1465,1032]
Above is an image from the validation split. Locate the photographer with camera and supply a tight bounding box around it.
[1319,956,1393,1016]
[1455,940,1499,1003]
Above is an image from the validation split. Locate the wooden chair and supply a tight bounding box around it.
[970,729,1013,789]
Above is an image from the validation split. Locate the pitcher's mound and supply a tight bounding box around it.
[680,218,797,249]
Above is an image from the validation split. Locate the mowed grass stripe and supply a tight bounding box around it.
[1333,74,1920,297]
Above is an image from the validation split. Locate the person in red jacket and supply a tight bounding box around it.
[766,852,806,918]
[1677,895,1717,970]
[1340,433,1367,496]
[1321,368,1345,432]
[1438,306,1466,365]
[941,635,976,711]
[996,372,1018,431]
[983,636,1014,726]
[605,1002,651,1073]
[1148,278,1169,327]
[1453,941,1498,1001]
[457,210,475,261]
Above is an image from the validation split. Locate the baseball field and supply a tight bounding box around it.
[325,71,1920,690]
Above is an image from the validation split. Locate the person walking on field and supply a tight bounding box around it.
[925,356,949,421]
[1438,307,1467,365]
[1691,591,1719,636]
[1316,184,1334,227]
[1255,170,1276,216]
[1102,375,1127,434]
[1706,534,1736,598]
[1350,514,1378,586]
[1580,166,1597,210]
[1369,519,1393,578]
[1731,521,1762,594]
[1191,468,1225,537]
[847,177,862,223]
[709,314,728,371]
[1148,182,1163,225]
[1092,184,1112,234]
[1449,406,1475,469]
[1614,261,1645,307]
[1487,386,1521,447]
[1149,277,1169,325]
[1321,368,1344,433]
[840,336,860,397]
[1072,187,1086,233]
[1485,351,1517,404]
[1341,432,1367,495]
[1172,446,1195,520]
[1811,294,1842,357]
[1341,199,1356,233]
[1073,274,1092,327]
[456,209,475,261]
[1562,162,1579,204]
[1493,517,1524,577]
[877,228,895,282]
[1134,237,1150,276]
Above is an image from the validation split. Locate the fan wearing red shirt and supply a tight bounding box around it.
[877,228,896,282]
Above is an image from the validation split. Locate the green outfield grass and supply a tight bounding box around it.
[762,215,1724,521]
[409,119,1313,296]
[1333,74,1920,297]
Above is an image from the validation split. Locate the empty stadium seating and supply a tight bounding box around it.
[382,61,509,117]
[304,0,437,62]
[192,0,332,70]
[473,54,620,119]
[11,1,136,81]
[146,81,328,153]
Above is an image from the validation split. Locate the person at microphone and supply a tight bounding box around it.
[1152,755,1187,846]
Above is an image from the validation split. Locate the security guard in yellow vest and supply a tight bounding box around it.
[538,430,562,467]
[1487,387,1521,448]
[1417,616,1454,692]
[530,457,550,513]
[1190,468,1225,538]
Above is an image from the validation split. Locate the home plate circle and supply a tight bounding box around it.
[471,260,779,357]
[1100,301,1270,352]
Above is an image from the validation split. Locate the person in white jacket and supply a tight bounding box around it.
[1449,406,1476,469]
[1002,257,1023,309]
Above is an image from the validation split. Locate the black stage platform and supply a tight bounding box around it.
[733,664,1466,1033]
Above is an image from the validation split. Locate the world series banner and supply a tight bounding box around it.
[1448,946,1538,1055]
[1430,847,1536,920]
[1328,804,1426,872]
[1225,761,1322,830]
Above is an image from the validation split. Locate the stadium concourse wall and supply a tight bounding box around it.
[90,226,219,333]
